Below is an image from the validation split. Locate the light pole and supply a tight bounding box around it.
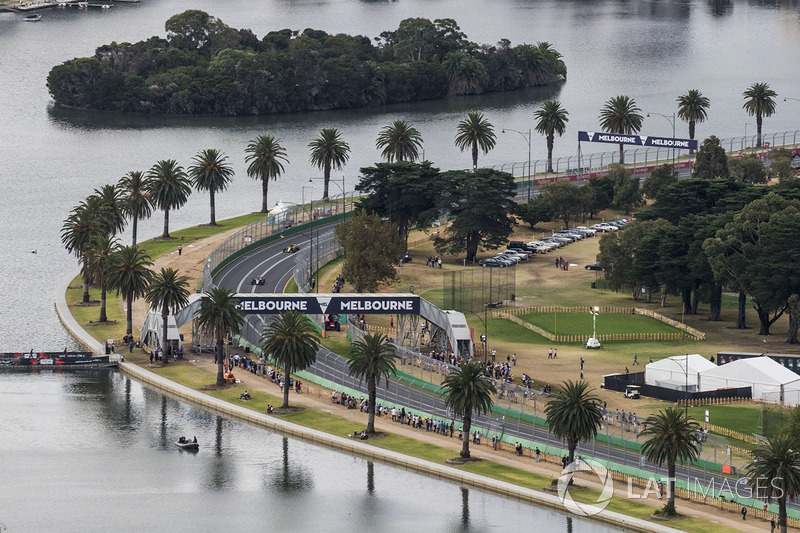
[502,128,532,201]
[646,112,676,169]
[301,186,314,223]
[671,354,690,419]
[464,309,488,362]
[309,175,346,216]
[587,306,601,349]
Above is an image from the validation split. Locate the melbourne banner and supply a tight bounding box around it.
[579,131,698,151]
[236,295,420,315]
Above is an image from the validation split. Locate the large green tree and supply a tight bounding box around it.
[540,180,582,228]
[245,135,288,213]
[434,168,516,262]
[309,128,351,200]
[188,148,234,226]
[676,89,710,153]
[84,233,121,323]
[691,136,729,180]
[376,120,423,163]
[94,183,127,236]
[598,95,643,164]
[747,434,800,533]
[639,408,700,516]
[606,163,642,214]
[146,159,192,238]
[61,195,115,303]
[743,82,777,148]
[118,171,152,247]
[195,287,245,385]
[642,164,678,200]
[106,245,153,336]
[454,111,496,170]
[260,311,320,408]
[544,380,603,464]
[145,267,190,362]
[534,100,569,173]
[347,332,399,434]
[355,161,441,243]
[335,210,405,293]
[728,155,767,184]
[442,362,496,458]
[516,196,553,229]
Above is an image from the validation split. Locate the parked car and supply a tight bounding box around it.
[575,226,597,236]
[585,263,604,271]
[508,248,533,258]
[481,258,507,267]
[494,255,518,265]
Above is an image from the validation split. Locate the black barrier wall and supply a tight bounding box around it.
[603,372,751,402]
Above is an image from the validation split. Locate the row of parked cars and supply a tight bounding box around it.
[479,218,632,267]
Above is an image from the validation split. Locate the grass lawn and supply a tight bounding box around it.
[688,404,789,437]
[520,312,681,336]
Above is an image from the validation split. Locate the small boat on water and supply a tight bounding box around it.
[175,438,199,450]
[23,13,42,20]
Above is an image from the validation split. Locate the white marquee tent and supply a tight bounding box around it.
[698,356,800,406]
[644,354,716,392]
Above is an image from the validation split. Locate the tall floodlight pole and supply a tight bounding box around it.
[503,128,532,201]
[647,112,676,169]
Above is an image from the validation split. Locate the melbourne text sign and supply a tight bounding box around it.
[579,131,698,151]
[236,294,420,315]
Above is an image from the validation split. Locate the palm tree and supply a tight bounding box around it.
[106,245,153,337]
[534,100,570,173]
[598,95,643,164]
[743,82,778,148]
[442,362,496,458]
[146,160,192,238]
[61,195,111,303]
[639,407,700,516]
[676,89,710,153]
[260,311,320,408]
[347,332,399,434]
[245,135,288,213]
[309,128,350,200]
[118,171,152,247]
[84,233,121,323]
[544,380,603,464]
[145,267,190,363]
[747,434,800,533]
[188,149,234,226]
[195,287,245,386]
[94,183,127,236]
[375,120,423,163]
[454,111,496,170]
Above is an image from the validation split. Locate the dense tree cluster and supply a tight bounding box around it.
[47,11,566,115]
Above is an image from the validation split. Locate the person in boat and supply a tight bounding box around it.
[192,436,197,443]
[178,436,186,444]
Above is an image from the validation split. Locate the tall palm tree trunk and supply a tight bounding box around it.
[779,494,787,533]
[99,287,108,322]
[126,297,133,336]
[568,439,577,464]
[546,134,555,173]
[323,160,331,200]
[162,207,170,238]
[209,189,217,226]
[82,271,90,303]
[131,216,139,247]
[282,370,290,408]
[756,114,763,148]
[688,121,696,155]
[471,143,478,169]
[161,309,169,364]
[667,461,676,511]
[367,379,377,433]
[618,143,625,165]
[262,179,270,214]
[461,413,472,458]
[216,326,226,385]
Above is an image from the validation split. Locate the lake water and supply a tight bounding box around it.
[0,370,619,532]
[0,3,797,528]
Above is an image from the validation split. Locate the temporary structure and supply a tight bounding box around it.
[698,356,800,406]
[644,354,716,392]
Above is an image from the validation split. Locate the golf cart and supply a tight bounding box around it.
[624,385,641,400]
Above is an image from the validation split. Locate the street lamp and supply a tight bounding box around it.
[587,306,601,349]
[671,354,690,419]
[502,128,532,201]
[301,186,314,223]
[309,175,346,216]
[464,309,488,362]
[646,112,676,169]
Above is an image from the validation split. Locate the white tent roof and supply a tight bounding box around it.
[701,356,800,386]
[269,201,295,216]
[645,354,715,389]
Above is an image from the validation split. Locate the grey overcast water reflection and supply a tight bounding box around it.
[0,371,619,532]
[0,1,798,528]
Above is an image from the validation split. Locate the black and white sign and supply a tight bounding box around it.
[236,294,420,315]
[578,131,698,151]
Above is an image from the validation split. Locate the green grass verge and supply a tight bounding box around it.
[520,312,681,336]
[320,335,351,357]
[688,404,788,438]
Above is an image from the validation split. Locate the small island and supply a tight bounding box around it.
[47,10,567,115]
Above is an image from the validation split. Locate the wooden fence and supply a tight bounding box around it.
[495,305,705,341]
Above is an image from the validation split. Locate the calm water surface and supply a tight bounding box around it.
[0,370,619,532]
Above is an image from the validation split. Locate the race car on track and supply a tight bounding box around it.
[283,244,300,253]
